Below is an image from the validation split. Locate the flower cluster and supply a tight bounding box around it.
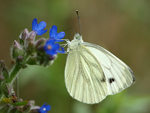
[0,18,65,113]
[32,18,65,56]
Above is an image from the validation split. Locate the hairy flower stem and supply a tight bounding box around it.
[7,54,30,84]
[0,55,30,100]
[7,64,22,83]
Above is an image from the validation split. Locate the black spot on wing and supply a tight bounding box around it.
[109,78,115,84]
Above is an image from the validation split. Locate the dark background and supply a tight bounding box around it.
[0,0,150,113]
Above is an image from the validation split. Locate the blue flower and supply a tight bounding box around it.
[38,103,51,113]
[49,25,65,42]
[44,39,65,56]
[32,18,47,35]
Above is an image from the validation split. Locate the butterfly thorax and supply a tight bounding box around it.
[67,33,83,51]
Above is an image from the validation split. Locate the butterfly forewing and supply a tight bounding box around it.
[82,42,135,95]
[65,45,108,104]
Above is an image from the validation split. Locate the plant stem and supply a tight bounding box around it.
[7,64,21,83]
[7,54,30,84]
[0,64,22,100]
[0,55,30,100]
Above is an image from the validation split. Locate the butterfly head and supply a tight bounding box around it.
[73,33,82,40]
[66,33,83,51]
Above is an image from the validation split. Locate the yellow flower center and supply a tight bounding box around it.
[43,108,46,111]
[47,45,52,50]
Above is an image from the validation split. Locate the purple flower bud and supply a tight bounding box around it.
[28,100,35,106]
[0,61,9,82]
[12,40,24,59]
[20,28,29,40]
[0,75,4,83]
[2,67,9,81]
[28,31,36,41]
[30,106,40,113]
[35,38,46,49]
[0,60,5,69]
[26,41,35,54]
[16,56,24,63]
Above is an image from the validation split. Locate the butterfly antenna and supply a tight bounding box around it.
[76,10,81,34]
[64,27,76,34]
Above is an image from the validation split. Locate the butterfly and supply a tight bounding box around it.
[64,33,135,104]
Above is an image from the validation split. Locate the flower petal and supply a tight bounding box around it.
[46,39,55,45]
[37,29,48,35]
[39,103,51,113]
[36,21,47,31]
[32,18,37,31]
[55,31,65,39]
[52,43,60,50]
[46,49,57,55]
[49,25,57,38]
[56,47,65,53]
[45,105,51,111]
[54,39,65,42]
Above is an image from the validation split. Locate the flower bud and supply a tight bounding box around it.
[2,67,9,81]
[16,56,24,64]
[28,100,35,106]
[26,57,37,65]
[19,29,29,46]
[12,40,24,59]
[19,98,23,102]
[0,75,4,84]
[0,61,9,82]
[26,41,35,54]
[30,106,40,113]
[28,31,36,42]
[37,45,45,52]
[35,38,46,49]
[19,29,29,40]
[1,83,13,98]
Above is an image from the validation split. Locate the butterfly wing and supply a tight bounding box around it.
[82,42,135,95]
[65,45,108,104]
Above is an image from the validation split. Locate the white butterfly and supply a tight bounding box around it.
[65,33,135,104]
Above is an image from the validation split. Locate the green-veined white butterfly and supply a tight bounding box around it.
[64,11,135,104]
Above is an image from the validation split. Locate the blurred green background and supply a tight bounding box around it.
[0,0,150,113]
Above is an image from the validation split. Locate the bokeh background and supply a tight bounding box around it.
[0,0,150,113]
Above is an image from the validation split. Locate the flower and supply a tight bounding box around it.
[32,18,47,35]
[38,103,51,113]
[49,25,65,42]
[44,39,65,56]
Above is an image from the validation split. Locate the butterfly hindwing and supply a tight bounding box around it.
[82,42,135,95]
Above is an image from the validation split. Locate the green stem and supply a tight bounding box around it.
[7,64,22,83]
[7,54,30,83]
[0,64,21,100]
[0,54,30,100]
